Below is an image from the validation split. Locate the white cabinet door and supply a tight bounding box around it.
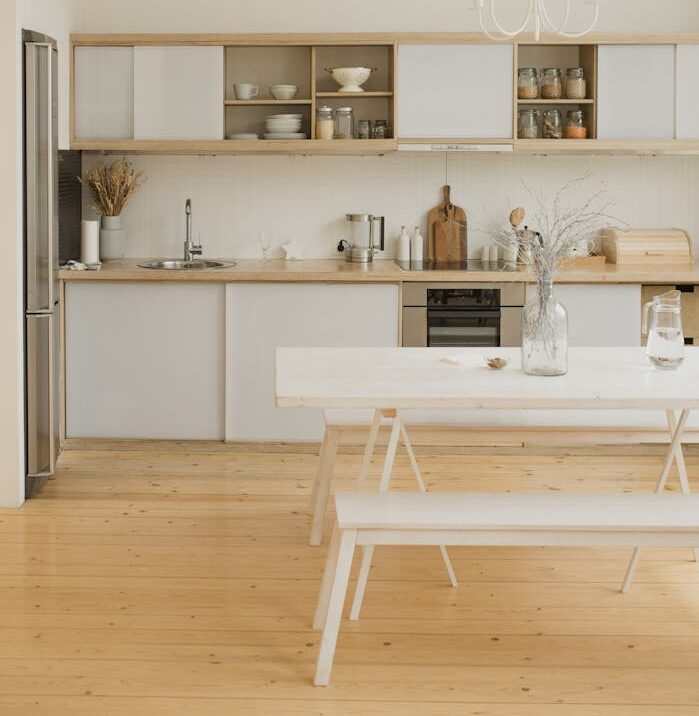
[677,45,699,139]
[226,284,399,441]
[133,46,224,140]
[66,282,225,439]
[397,44,513,139]
[74,46,134,139]
[597,46,675,140]
[527,284,641,347]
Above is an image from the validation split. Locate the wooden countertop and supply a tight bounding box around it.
[57,258,699,285]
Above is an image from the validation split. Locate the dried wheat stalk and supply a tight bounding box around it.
[79,158,145,216]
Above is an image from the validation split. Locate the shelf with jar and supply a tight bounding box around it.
[311,44,396,142]
[515,43,597,142]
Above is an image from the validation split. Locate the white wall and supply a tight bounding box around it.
[72,0,699,34]
[81,152,699,260]
[74,1,699,260]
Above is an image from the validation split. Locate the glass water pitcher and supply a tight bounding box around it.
[642,289,684,369]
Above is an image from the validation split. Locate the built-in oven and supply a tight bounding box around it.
[402,283,525,347]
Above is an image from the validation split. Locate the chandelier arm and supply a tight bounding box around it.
[487,0,536,38]
[546,1,601,38]
[539,0,572,33]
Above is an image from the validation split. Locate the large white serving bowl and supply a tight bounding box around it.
[326,66,374,93]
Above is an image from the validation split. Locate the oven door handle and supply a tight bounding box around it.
[427,310,501,319]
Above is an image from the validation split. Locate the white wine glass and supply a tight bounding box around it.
[258,229,272,266]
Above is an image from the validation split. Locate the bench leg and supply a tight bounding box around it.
[400,421,458,588]
[349,417,402,621]
[314,528,357,687]
[622,408,692,593]
[309,426,341,546]
[313,523,342,630]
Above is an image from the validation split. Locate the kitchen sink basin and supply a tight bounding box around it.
[138,259,236,270]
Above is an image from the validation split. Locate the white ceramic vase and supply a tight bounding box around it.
[99,215,126,260]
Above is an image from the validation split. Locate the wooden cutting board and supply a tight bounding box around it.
[428,185,467,262]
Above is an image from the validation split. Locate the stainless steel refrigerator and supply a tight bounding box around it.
[24,30,60,498]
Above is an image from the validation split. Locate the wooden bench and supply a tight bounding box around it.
[312,491,699,686]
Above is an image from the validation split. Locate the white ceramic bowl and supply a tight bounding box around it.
[326,66,374,93]
[270,84,299,100]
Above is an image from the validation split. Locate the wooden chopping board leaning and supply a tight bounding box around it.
[427,185,468,263]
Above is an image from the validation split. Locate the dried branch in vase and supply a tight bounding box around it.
[490,176,624,283]
[79,158,145,217]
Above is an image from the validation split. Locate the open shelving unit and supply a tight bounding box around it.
[514,43,598,145]
[222,41,396,153]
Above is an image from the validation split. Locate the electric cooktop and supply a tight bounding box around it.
[395,260,519,272]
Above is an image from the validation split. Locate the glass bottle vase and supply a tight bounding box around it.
[522,278,568,376]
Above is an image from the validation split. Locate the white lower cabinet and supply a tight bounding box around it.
[225,283,399,441]
[551,284,642,347]
[66,282,225,439]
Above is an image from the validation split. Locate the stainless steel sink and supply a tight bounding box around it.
[138,259,236,270]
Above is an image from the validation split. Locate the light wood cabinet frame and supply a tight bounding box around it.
[71,32,699,156]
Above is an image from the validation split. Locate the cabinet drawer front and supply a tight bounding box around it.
[397,44,513,139]
[597,45,675,140]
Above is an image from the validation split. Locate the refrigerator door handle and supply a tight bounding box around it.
[25,42,55,314]
[26,314,55,478]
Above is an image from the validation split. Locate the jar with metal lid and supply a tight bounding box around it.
[517,108,539,139]
[315,106,334,140]
[541,68,562,99]
[565,109,588,139]
[371,119,389,139]
[543,109,563,139]
[357,119,371,139]
[565,67,586,100]
[334,107,354,139]
[517,68,539,99]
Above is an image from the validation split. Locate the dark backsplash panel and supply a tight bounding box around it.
[58,150,82,263]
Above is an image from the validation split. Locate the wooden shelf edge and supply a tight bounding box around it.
[224,99,312,105]
[71,139,398,155]
[315,91,394,98]
[514,139,699,155]
[517,99,595,105]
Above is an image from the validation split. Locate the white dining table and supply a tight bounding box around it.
[275,346,699,595]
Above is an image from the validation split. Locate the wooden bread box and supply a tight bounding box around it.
[601,228,694,265]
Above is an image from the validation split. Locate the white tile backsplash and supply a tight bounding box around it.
[82,152,699,260]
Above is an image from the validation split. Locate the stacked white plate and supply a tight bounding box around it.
[227,132,259,140]
[265,113,306,139]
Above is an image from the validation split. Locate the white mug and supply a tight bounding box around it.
[234,83,258,100]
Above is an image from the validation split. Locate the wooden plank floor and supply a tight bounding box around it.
[1,443,699,715]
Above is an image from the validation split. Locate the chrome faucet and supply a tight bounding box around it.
[183,199,202,261]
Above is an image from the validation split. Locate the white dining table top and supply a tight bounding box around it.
[275,346,699,411]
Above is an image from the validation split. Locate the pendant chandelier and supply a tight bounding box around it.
[471,0,604,42]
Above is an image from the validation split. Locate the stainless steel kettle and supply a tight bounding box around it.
[337,214,385,263]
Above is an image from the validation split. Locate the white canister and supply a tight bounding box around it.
[81,219,100,264]
[410,226,424,262]
[489,245,499,262]
[480,246,490,263]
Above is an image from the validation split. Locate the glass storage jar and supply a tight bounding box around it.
[565,109,587,139]
[334,107,354,139]
[357,118,371,139]
[565,67,586,99]
[517,108,539,139]
[371,119,389,139]
[541,68,562,99]
[517,68,539,99]
[542,109,563,139]
[316,106,334,140]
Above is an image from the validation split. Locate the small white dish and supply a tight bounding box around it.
[266,113,303,120]
[264,132,307,140]
[227,133,259,140]
[270,84,299,100]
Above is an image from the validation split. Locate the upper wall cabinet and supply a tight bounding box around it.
[397,44,513,139]
[597,45,675,140]
[676,45,699,140]
[74,46,134,139]
[133,47,224,140]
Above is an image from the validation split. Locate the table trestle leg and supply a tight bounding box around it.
[622,408,692,593]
